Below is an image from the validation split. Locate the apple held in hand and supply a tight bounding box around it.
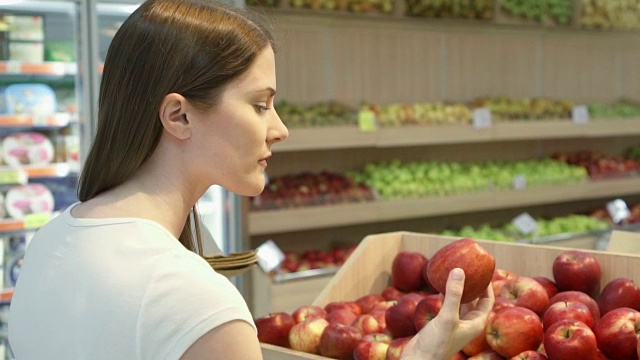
[485,307,544,358]
[594,307,640,360]
[255,312,295,348]
[552,250,601,298]
[597,277,640,316]
[427,238,496,304]
[544,319,599,360]
[392,251,428,292]
[318,323,363,360]
[288,318,330,354]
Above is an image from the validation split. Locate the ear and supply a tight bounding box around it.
[159,93,192,140]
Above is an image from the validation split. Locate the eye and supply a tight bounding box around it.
[254,104,270,114]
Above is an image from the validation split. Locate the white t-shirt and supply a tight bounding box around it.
[8,203,256,360]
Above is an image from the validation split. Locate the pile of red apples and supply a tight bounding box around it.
[256,238,640,360]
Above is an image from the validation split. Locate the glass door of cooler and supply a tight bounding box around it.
[0,0,84,358]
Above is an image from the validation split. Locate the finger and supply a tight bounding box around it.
[439,267,465,322]
[474,283,495,315]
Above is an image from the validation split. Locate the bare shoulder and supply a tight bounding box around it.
[180,320,263,360]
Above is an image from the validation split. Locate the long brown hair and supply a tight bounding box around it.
[78,0,274,254]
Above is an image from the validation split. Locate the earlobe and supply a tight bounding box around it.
[159,93,192,140]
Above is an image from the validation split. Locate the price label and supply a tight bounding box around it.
[358,109,378,132]
[256,239,285,273]
[606,198,631,224]
[23,213,52,229]
[32,113,48,126]
[572,105,589,124]
[472,108,493,129]
[512,212,538,235]
[513,175,527,190]
[0,169,27,185]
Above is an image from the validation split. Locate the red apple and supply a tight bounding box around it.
[544,319,599,360]
[325,301,362,316]
[499,276,550,317]
[485,307,544,358]
[326,309,358,326]
[509,350,547,359]
[594,307,640,360]
[382,286,406,301]
[385,297,418,338]
[450,352,468,360]
[493,297,516,313]
[353,333,392,360]
[462,332,492,357]
[385,336,412,360]
[255,312,295,348]
[413,294,442,331]
[427,238,496,304]
[597,278,640,316]
[542,301,594,330]
[288,318,330,354]
[392,251,428,292]
[319,323,363,360]
[467,350,504,359]
[533,277,558,300]
[292,305,327,323]
[368,309,387,333]
[552,250,601,298]
[371,300,397,312]
[352,314,383,335]
[356,294,386,314]
[549,291,600,323]
[494,269,518,281]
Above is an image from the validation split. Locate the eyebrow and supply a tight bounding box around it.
[255,87,276,97]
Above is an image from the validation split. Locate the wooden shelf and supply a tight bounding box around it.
[0,61,77,76]
[248,177,640,235]
[275,119,640,151]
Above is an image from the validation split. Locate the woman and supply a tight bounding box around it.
[8,0,493,359]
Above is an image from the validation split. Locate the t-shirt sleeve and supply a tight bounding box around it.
[136,254,256,360]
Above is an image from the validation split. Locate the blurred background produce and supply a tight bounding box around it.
[500,0,573,25]
[405,0,495,20]
[361,102,473,126]
[552,150,640,180]
[276,101,358,128]
[471,96,574,121]
[581,0,640,30]
[588,101,640,119]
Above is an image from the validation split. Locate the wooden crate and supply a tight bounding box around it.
[261,230,640,359]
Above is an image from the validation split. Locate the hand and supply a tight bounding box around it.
[401,267,494,360]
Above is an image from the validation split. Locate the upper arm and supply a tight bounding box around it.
[180,320,263,360]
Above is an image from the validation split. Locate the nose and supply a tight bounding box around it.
[268,108,289,144]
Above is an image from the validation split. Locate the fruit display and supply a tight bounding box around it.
[348,159,587,200]
[628,146,640,160]
[588,101,640,119]
[441,214,611,242]
[404,0,495,20]
[279,245,357,273]
[256,238,640,359]
[288,0,394,14]
[250,171,375,210]
[276,101,358,128]
[500,0,573,25]
[590,202,640,224]
[470,96,574,121]
[360,102,473,126]
[551,150,640,180]
[581,0,640,30]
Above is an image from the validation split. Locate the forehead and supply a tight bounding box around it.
[226,46,276,93]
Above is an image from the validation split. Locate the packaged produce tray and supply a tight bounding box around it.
[261,230,640,359]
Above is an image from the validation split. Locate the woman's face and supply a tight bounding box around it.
[189,46,288,196]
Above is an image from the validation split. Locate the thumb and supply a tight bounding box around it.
[439,267,465,320]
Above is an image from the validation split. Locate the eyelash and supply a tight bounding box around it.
[255,105,271,114]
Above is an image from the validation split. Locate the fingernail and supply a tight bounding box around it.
[451,268,464,280]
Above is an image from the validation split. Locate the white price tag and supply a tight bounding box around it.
[606,199,631,224]
[572,105,589,124]
[513,175,527,190]
[256,239,285,273]
[473,108,493,129]
[512,212,538,235]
